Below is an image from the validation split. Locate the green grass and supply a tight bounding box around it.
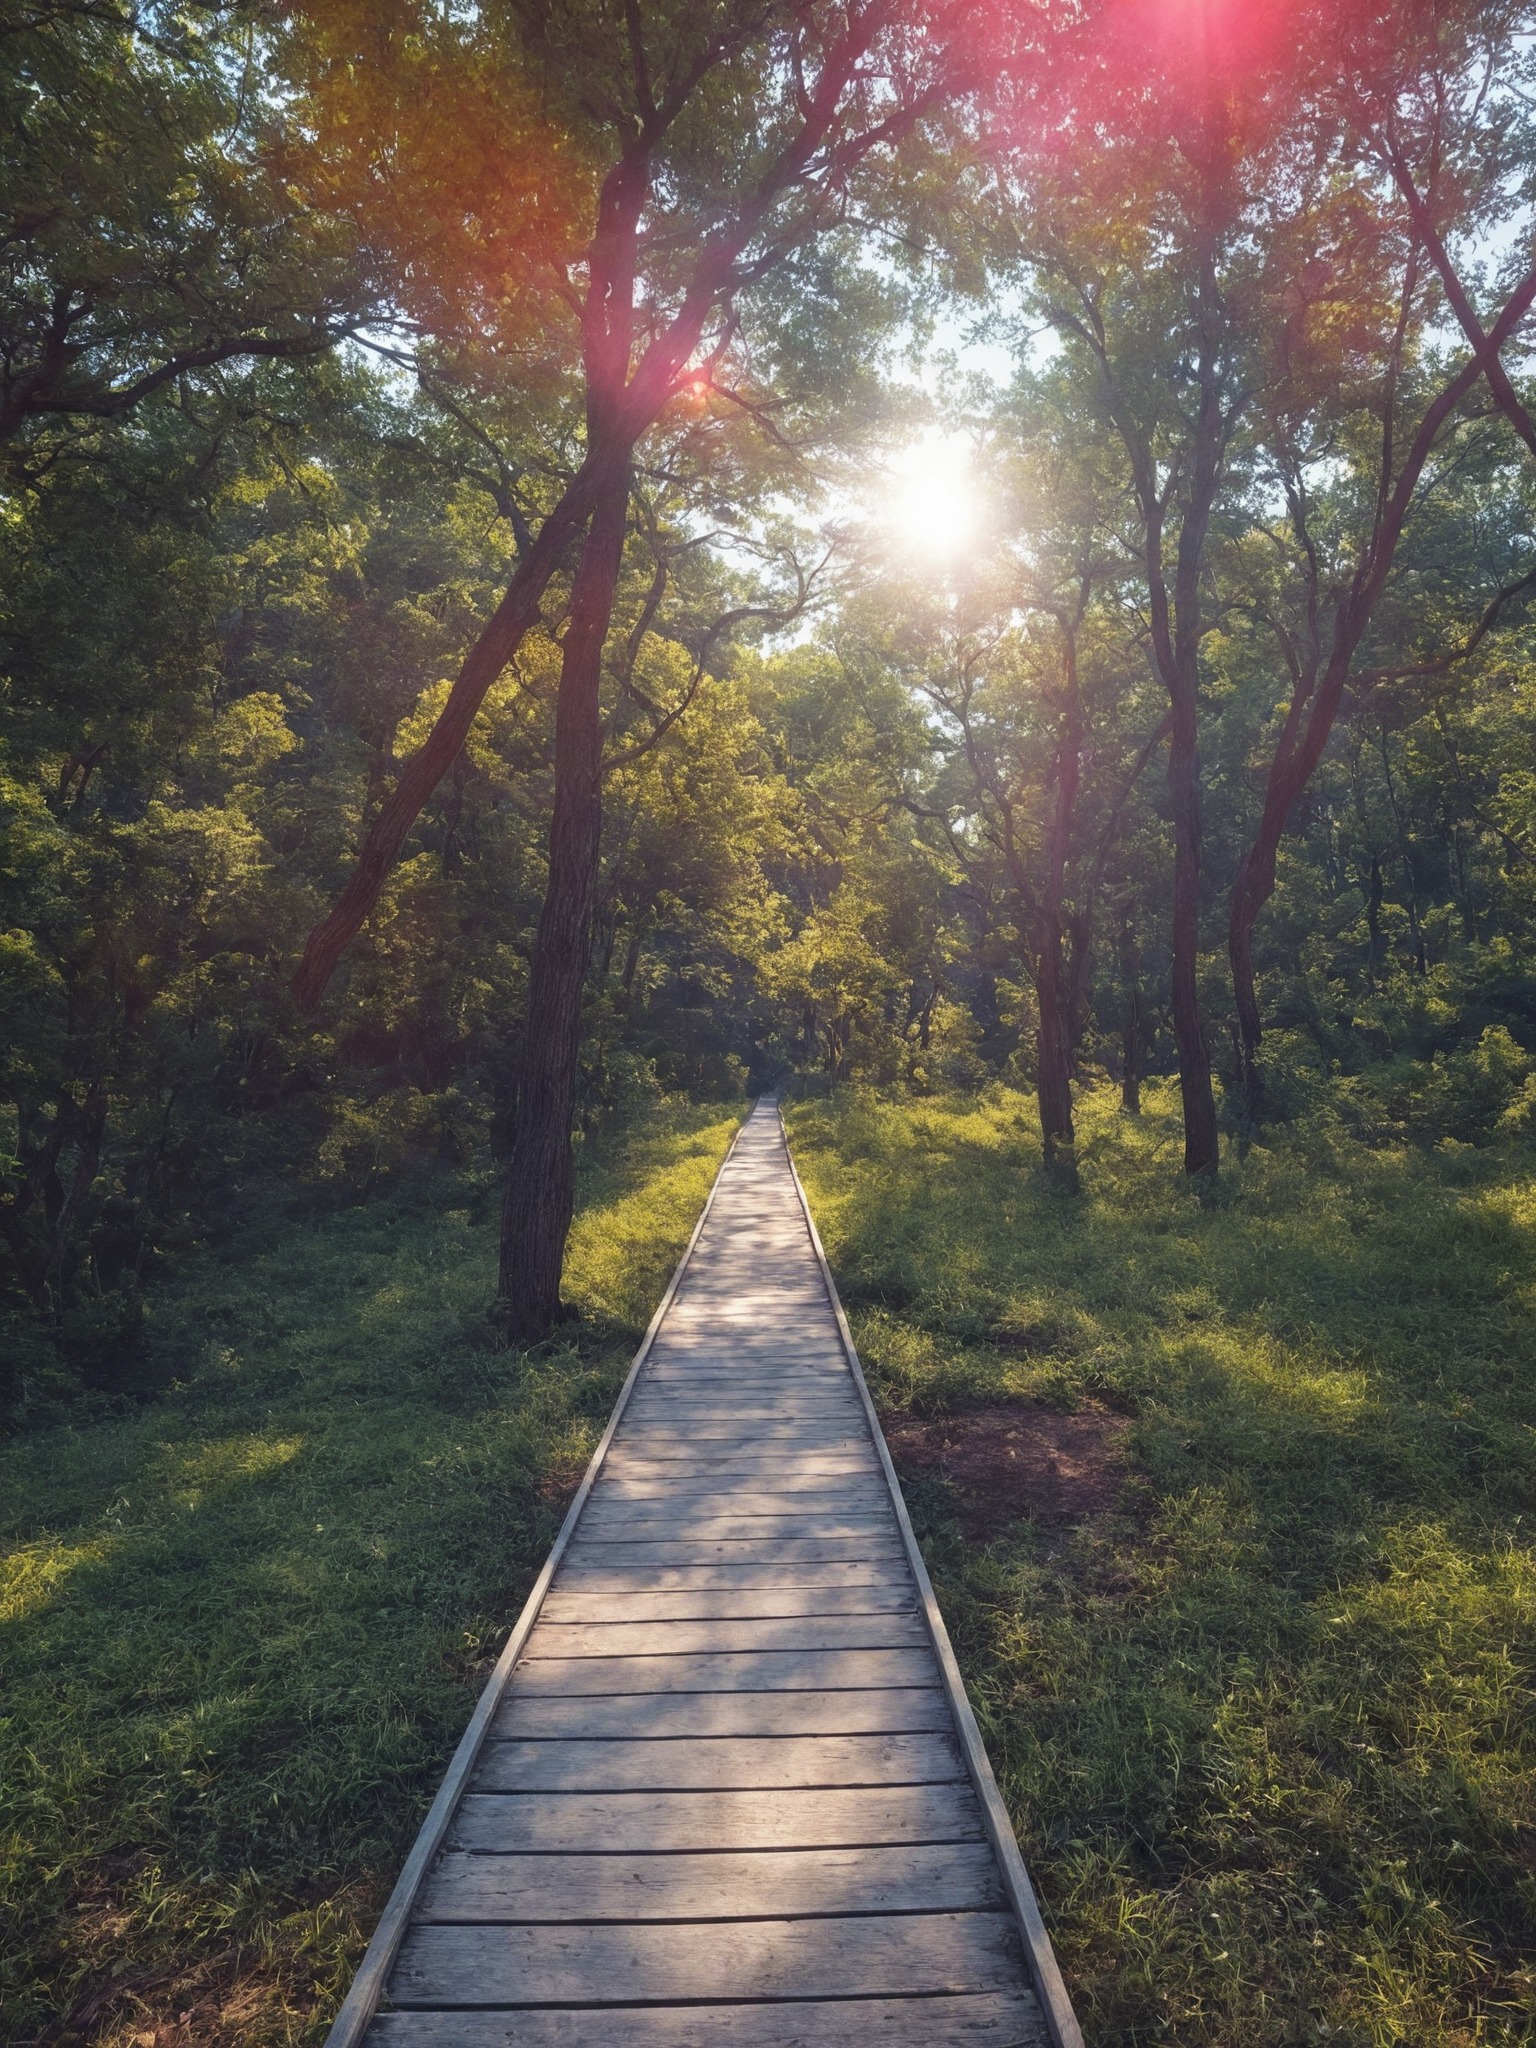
[0,1102,741,2048]
[787,1082,1536,2047]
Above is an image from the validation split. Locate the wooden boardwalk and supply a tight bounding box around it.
[329,1102,1082,2048]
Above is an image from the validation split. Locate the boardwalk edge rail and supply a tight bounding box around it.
[778,1103,1088,2048]
[321,1109,756,2048]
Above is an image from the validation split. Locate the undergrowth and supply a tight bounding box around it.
[788,1082,1536,2048]
[0,1102,739,2047]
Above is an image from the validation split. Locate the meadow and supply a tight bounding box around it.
[6,1084,1536,2046]
[791,1083,1536,2046]
[0,1106,739,2047]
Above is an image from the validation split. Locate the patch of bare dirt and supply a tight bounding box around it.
[34,1876,382,2048]
[537,1453,588,1507]
[882,1401,1132,1539]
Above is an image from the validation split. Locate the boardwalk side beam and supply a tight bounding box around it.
[778,1105,1087,2048]
[321,1110,755,2048]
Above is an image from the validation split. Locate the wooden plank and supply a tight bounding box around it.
[368,1990,1047,2046]
[600,1456,876,1475]
[626,1389,856,1405]
[539,1584,919,1622]
[593,1476,881,1502]
[558,1538,906,1569]
[472,1730,963,1791]
[607,1434,866,1451]
[491,1688,951,1739]
[622,1403,861,1421]
[505,1646,937,1695]
[451,1782,982,1853]
[600,1454,876,1473]
[391,1911,1026,2007]
[521,1614,927,1658]
[614,1429,871,1448]
[551,1559,909,1591]
[608,1446,869,1463]
[599,1466,876,1487]
[578,1513,892,1543]
[416,1839,1004,1923]
[648,1358,846,1369]
[589,1495,885,1519]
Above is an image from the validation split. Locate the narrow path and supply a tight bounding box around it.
[333,1101,1080,2048]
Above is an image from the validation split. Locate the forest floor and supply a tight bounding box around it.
[5,1084,1535,2047]
[789,1083,1536,2047]
[0,1104,740,2048]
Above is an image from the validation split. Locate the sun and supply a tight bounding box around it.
[881,430,982,570]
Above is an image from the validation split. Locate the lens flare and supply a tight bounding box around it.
[881,432,981,570]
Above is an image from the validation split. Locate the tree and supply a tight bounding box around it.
[285,0,977,1331]
[993,0,1290,1175]
[1223,8,1536,1122]
[1,2,357,471]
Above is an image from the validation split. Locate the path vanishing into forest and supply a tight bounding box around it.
[326,1100,1081,2048]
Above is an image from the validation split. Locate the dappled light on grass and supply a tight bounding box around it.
[789,1083,1536,2045]
[0,1103,738,2047]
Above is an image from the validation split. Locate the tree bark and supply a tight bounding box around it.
[1118,924,1143,1113]
[1034,916,1077,1183]
[495,468,630,1341]
[1168,693,1220,1174]
[1034,614,1083,1185]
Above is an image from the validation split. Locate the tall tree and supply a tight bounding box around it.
[1224,5,1536,1120]
[287,0,975,1330]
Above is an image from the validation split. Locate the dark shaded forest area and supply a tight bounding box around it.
[5,0,1536,2042]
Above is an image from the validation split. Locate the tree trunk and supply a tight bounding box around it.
[1034,917,1077,1187]
[1118,923,1142,1114]
[1228,833,1274,1135]
[495,469,630,1341]
[1169,701,1220,1176]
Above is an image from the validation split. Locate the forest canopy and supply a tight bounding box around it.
[4,0,1536,1373]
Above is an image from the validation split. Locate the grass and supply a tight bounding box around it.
[787,1081,1536,2047]
[0,1102,740,2048]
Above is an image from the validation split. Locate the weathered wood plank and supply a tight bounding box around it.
[626,1390,857,1407]
[504,1645,937,1696]
[491,1688,951,1740]
[577,1513,892,1544]
[590,1472,883,1497]
[602,1447,872,1466]
[587,1498,885,1522]
[550,1559,909,1592]
[368,1989,1047,2047]
[606,1433,872,1449]
[472,1730,962,1791]
[451,1781,983,1852]
[538,1584,919,1622]
[390,1911,1026,2006]
[617,1422,870,1442]
[521,1613,927,1658]
[598,1470,877,1492]
[416,1840,1003,1923]
[557,1538,907,1569]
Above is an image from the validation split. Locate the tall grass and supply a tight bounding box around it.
[0,1104,740,2047]
[789,1082,1536,2047]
